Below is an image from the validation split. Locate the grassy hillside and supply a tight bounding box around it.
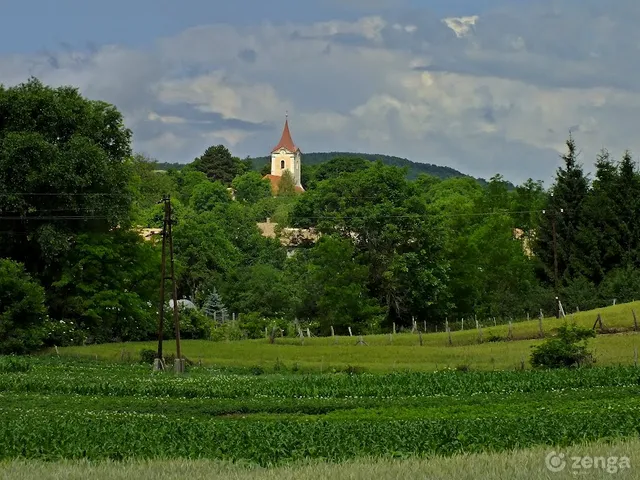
[155,152,500,185]
[247,151,491,184]
[57,301,640,372]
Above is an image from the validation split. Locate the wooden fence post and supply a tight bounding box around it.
[538,311,544,338]
[348,326,353,337]
[393,322,396,335]
[476,318,483,343]
[633,310,638,332]
[446,319,452,346]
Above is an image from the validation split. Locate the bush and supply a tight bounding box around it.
[0,259,48,354]
[139,348,157,364]
[530,322,596,369]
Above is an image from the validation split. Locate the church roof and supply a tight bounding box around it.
[271,118,300,153]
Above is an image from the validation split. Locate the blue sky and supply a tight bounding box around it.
[0,0,636,184]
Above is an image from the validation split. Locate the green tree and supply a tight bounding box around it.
[293,163,448,325]
[534,135,590,289]
[49,231,160,342]
[169,168,210,205]
[202,288,228,321]
[232,171,272,204]
[189,181,232,213]
[289,236,382,334]
[0,78,134,280]
[313,156,371,183]
[615,151,640,267]
[0,259,48,354]
[191,145,243,185]
[129,154,178,206]
[277,170,297,197]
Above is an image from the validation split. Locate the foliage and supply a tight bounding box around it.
[139,348,156,364]
[49,231,160,343]
[293,162,449,326]
[202,288,228,321]
[277,170,297,197]
[288,236,383,334]
[0,259,48,354]
[232,171,272,204]
[530,322,596,368]
[191,145,246,185]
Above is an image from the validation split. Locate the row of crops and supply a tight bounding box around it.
[1,356,639,465]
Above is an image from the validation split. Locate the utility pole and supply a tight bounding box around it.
[154,195,183,372]
[544,193,563,319]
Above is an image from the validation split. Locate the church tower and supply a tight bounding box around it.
[264,115,304,193]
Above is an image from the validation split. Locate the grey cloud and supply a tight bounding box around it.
[238,48,257,63]
[3,0,640,184]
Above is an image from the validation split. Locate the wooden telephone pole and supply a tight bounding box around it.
[154,195,183,372]
[544,193,563,319]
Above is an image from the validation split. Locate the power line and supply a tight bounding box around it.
[0,192,130,197]
[0,215,113,220]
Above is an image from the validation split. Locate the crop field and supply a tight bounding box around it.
[57,301,640,373]
[0,356,639,471]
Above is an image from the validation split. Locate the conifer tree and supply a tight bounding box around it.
[203,288,228,321]
[534,134,590,289]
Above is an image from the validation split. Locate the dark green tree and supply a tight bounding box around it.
[0,259,48,353]
[191,145,244,185]
[534,135,590,290]
[0,78,134,280]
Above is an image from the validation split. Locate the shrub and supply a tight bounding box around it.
[139,348,157,364]
[530,322,596,369]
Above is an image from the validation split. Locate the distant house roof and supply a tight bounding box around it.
[263,174,305,194]
[138,227,162,242]
[271,118,300,154]
[256,219,319,247]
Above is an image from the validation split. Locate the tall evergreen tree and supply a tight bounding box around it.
[615,151,640,267]
[534,135,590,290]
[581,149,620,283]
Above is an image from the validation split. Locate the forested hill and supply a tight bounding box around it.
[156,151,498,186]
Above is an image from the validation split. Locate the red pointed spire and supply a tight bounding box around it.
[271,114,299,153]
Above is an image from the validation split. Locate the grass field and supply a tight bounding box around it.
[0,356,639,468]
[1,437,638,479]
[6,302,639,478]
[56,302,640,372]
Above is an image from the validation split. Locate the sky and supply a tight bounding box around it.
[0,0,638,185]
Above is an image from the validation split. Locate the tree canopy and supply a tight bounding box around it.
[4,77,640,351]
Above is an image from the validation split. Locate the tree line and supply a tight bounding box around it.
[1,78,639,352]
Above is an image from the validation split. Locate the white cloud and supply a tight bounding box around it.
[442,16,479,38]
[2,1,640,183]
